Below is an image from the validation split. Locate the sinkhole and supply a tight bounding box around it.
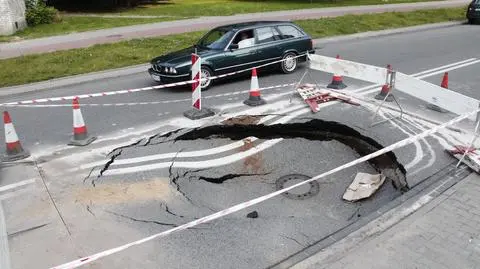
[174,118,409,191]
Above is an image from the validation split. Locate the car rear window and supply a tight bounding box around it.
[255,27,277,44]
[276,25,304,39]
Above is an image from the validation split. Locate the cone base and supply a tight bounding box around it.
[374,93,394,102]
[426,104,448,113]
[183,108,215,120]
[3,150,30,162]
[327,82,347,89]
[69,136,97,146]
[244,97,266,107]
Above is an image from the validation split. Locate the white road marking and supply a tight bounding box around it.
[0,202,11,269]
[376,110,424,170]
[361,59,480,96]
[0,179,36,193]
[352,58,479,94]
[97,58,480,174]
[103,107,311,176]
[402,117,440,176]
[79,104,307,170]
[29,58,480,167]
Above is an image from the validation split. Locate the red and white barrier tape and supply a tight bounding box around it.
[49,108,480,269]
[0,54,308,106]
[3,83,297,108]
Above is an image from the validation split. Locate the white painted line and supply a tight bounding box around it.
[411,58,476,77]
[0,202,11,269]
[96,58,480,174]
[102,107,310,176]
[361,59,480,96]
[0,179,36,193]
[352,58,479,94]
[79,104,306,170]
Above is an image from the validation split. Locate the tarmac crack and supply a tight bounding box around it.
[280,234,306,247]
[106,210,178,227]
[174,119,409,191]
[198,173,270,184]
[86,129,185,183]
[161,202,184,218]
[106,210,207,230]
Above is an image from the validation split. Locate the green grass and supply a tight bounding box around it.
[0,16,178,42]
[0,7,466,88]
[115,0,438,17]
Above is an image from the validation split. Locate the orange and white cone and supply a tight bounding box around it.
[244,68,266,106]
[3,111,30,162]
[374,64,394,102]
[441,72,448,89]
[427,72,449,112]
[69,97,96,146]
[327,55,347,89]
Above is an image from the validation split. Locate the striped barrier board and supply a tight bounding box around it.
[308,54,480,121]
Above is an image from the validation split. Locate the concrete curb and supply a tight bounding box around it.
[0,20,465,97]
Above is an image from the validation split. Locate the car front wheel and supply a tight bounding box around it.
[200,66,213,90]
[280,52,298,74]
[468,18,475,24]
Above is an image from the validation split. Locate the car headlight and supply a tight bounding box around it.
[172,68,177,74]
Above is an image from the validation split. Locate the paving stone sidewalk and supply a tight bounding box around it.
[300,172,480,269]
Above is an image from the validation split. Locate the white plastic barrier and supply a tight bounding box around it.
[308,54,480,121]
[308,54,388,85]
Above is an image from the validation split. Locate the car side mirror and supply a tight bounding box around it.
[229,44,239,51]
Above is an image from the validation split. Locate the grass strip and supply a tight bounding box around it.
[116,0,439,17]
[0,7,466,88]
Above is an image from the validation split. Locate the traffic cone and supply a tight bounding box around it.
[244,68,266,106]
[427,72,449,113]
[69,97,96,146]
[3,111,30,162]
[327,55,347,89]
[441,72,448,89]
[374,64,394,102]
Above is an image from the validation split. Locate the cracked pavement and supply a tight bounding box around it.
[1,24,480,269]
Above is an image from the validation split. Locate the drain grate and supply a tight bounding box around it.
[276,174,320,200]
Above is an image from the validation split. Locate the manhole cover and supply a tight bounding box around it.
[275,174,320,200]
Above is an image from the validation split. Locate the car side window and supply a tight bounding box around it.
[255,27,277,44]
[231,29,255,49]
[276,25,304,39]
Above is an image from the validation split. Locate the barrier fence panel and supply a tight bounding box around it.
[308,54,480,121]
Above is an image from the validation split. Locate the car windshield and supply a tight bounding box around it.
[197,28,235,50]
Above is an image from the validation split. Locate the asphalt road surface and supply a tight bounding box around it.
[1,24,480,269]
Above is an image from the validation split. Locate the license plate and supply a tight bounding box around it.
[151,74,161,82]
[476,8,480,11]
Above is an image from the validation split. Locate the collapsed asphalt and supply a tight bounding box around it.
[93,118,408,192]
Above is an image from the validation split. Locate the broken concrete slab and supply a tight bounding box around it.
[343,173,387,202]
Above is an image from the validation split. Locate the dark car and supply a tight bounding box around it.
[467,0,480,24]
[148,21,315,90]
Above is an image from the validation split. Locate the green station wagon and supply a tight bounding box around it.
[148,21,315,90]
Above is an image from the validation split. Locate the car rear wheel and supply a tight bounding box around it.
[200,66,213,90]
[281,52,298,74]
